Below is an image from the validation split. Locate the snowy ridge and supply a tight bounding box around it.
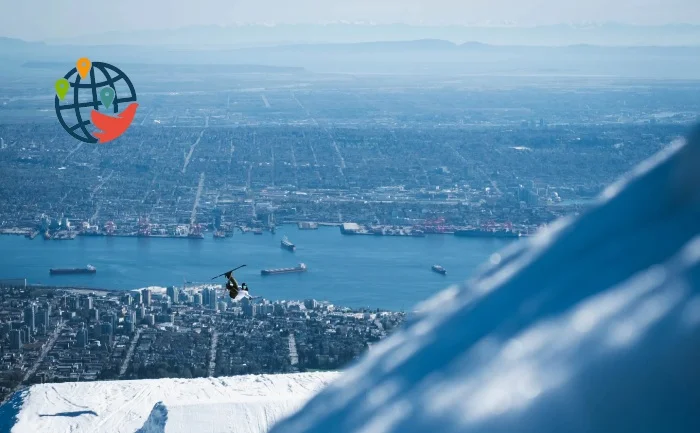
[8,372,338,433]
[270,125,700,433]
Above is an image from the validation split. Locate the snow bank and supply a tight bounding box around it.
[270,126,700,433]
[8,372,338,433]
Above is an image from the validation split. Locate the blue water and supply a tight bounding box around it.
[0,226,513,311]
[0,391,24,433]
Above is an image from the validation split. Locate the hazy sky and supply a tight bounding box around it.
[2,0,700,41]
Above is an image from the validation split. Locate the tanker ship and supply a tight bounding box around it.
[50,264,96,275]
[261,263,307,276]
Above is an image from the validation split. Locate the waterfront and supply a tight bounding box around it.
[0,226,514,311]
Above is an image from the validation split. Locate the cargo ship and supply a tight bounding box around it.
[431,265,447,275]
[213,230,226,239]
[50,264,96,275]
[281,236,296,252]
[454,229,520,238]
[261,263,307,276]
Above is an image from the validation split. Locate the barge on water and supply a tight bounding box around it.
[261,263,307,276]
[50,264,96,275]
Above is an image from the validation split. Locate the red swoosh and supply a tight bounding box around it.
[91,103,138,144]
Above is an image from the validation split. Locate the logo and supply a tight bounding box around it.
[54,57,138,144]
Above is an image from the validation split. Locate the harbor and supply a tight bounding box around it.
[0,225,514,310]
[0,215,538,242]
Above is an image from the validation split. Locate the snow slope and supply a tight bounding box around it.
[270,126,700,433]
[7,372,338,433]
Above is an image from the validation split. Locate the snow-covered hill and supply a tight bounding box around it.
[5,372,338,433]
[270,125,700,433]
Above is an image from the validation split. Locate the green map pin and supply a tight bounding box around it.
[55,78,70,100]
[100,87,115,109]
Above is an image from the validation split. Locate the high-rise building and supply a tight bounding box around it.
[84,296,93,310]
[100,323,113,345]
[304,299,319,310]
[68,296,79,311]
[193,293,202,306]
[155,313,175,323]
[208,289,218,310]
[20,327,30,344]
[132,291,142,304]
[141,289,151,306]
[76,327,88,348]
[124,321,135,334]
[243,303,256,318]
[122,294,132,306]
[136,305,145,321]
[37,308,50,328]
[10,329,22,350]
[103,314,115,332]
[0,322,10,337]
[41,302,51,318]
[24,304,35,332]
[166,286,179,304]
[202,289,210,307]
[128,311,136,324]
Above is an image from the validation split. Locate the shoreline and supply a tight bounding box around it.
[1,222,534,240]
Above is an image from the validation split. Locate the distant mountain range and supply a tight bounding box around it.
[3,37,700,78]
[45,23,700,48]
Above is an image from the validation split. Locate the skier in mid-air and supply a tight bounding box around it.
[213,265,258,302]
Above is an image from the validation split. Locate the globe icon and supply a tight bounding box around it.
[54,61,137,144]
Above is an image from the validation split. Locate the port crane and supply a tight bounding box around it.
[138,217,151,236]
[416,216,447,233]
[104,221,116,235]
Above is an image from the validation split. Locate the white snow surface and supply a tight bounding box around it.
[9,372,339,433]
[270,125,700,433]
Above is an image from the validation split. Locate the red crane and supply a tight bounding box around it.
[138,217,151,237]
[104,221,116,235]
[419,216,447,233]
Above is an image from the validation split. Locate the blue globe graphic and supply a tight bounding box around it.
[55,61,137,143]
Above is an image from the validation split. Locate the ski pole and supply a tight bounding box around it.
[210,264,247,280]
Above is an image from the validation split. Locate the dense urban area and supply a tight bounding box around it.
[0,283,405,403]
[1,69,698,240]
[2,65,700,404]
